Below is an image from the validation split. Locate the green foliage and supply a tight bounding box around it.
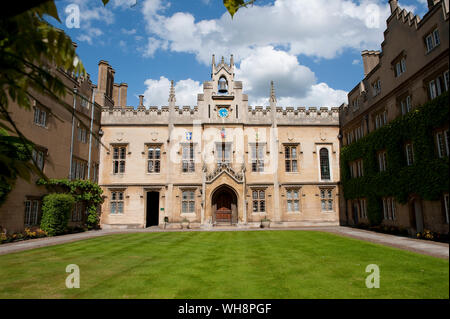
[40,193,75,236]
[340,93,450,225]
[0,2,89,207]
[37,179,103,229]
[223,0,255,18]
[0,129,36,206]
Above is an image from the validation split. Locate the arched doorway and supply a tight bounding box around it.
[212,185,238,225]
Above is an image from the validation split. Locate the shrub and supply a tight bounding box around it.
[40,193,75,236]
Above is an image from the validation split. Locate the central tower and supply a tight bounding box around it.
[197,55,248,123]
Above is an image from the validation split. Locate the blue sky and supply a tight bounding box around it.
[51,0,429,107]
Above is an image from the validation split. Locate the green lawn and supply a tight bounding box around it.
[0,231,448,299]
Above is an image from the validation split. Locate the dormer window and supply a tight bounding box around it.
[218,77,228,94]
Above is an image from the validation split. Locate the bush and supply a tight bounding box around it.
[40,193,75,236]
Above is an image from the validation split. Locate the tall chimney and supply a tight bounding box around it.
[389,0,398,13]
[361,50,380,76]
[97,60,109,93]
[119,83,128,107]
[112,83,120,106]
[139,94,144,107]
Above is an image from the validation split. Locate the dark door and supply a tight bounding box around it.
[215,191,232,223]
[353,202,359,225]
[146,192,159,227]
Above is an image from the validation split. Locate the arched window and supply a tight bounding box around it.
[320,148,330,180]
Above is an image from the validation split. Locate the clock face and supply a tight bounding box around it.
[218,108,229,118]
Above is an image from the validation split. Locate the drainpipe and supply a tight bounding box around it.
[87,88,96,180]
[69,88,77,180]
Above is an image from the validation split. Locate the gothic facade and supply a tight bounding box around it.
[98,56,341,229]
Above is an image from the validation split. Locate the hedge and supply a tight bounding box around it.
[40,193,75,236]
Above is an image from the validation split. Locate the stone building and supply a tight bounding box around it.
[98,56,341,229]
[0,48,102,233]
[339,0,449,235]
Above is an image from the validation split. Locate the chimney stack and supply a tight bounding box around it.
[389,0,398,13]
[361,50,380,76]
[113,83,120,106]
[139,94,144,107]
[119,83,128,107]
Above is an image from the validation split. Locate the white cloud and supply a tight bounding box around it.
[352,59,361,65]
[76,27,103,44]
[143,76,203,106]
[140,0,392,64]
[236,46,347,107]
[66,0,114,44]
[141,47,347,108]
[142,37,168,57]
[121,28,137,35]
[112,0,138,8]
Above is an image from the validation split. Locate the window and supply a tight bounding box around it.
[77,126,87,143]
[405,143,414,166]
[251,144,264,172]
[346,131,354,145]
[24,200,40,226]
[428,71,449,99]
[378,151,387,172]
[286,189,300,212]
[359,199,367,219]
[182,144,195,173]
[349,159,364,178]
[400,95,412,115]
[92,163,99,183]
[284,145,298,172]
[350,159,364,178]
[374,110,387,129]
[33,107,47,127]
[216,143,231,164]
[32,149,45,171]
[320,189,333,212]
[444,193,449,224]
[319,148,330,180]
[425,29,440,52]
[80,96,89,109]
[382,197,396,220]
[72,202,84,222]
[113,146,126,174]
[372,79,381,96]
[110,191,124,214]
[444,70,449,92]
[181,190,195,213]
[352,98,359,111]
[148,145,161,173]
[394,58,406,77]
[71,158,86,180]
[252,190,266,213]
[436,129,449,158]
[349,125,364,144]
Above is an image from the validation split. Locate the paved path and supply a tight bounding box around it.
[0,226,448,259]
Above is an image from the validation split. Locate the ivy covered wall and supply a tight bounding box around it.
[340,92,449,225]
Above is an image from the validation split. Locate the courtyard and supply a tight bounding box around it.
[0,230,448,299]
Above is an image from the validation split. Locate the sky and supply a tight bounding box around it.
[50,0,430,108]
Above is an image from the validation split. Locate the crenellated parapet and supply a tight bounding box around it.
[101,105,339,126]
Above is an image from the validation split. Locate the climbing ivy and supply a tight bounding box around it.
[36,179,103,229]
[340,92,449,225]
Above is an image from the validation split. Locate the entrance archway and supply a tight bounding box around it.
[211,185,238,225]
